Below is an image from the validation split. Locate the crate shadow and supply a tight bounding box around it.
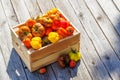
[7,48,80,80]
[6,48,28,80]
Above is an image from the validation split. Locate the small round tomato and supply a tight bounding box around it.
[66,26,74,36]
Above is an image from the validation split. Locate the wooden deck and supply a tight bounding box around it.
[0,0,120,80]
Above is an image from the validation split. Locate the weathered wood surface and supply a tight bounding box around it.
[0,0,120,80]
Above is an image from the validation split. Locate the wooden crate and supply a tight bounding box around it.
[10,9,80,72]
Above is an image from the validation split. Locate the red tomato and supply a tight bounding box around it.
[39,67,47,74]
[52,18,61,30]
[66,26,74,36]
[57,27,68,38]
[60,20,70,29]
[45,27,52,35]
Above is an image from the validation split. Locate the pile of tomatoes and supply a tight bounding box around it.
[16,8,75,49]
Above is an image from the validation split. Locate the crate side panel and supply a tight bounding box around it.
[30,33,80,62]
[12,39,31,71]
[31,42,80,72]
[11,28,31,62]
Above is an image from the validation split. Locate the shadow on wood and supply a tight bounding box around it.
[116,18,120,36]
[91,28,120,80]
[6,48,27,80]
[6,48,80,80]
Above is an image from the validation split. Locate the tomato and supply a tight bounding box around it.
[22,38,31,48]
[52,18,61,30]
[57,27,68,38]
[45,27,52,35]
[66,26,74,36]
[18,26,31,40]
[60,18,70,29]
[39,17,53,27]
[32,23,45,37]
[26,18,36,28]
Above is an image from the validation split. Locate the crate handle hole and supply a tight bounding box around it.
[15,42,19,47]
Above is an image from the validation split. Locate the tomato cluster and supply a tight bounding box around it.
[16,8,75,49]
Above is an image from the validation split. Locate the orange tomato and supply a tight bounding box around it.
[32,23,45,37]
[57,27,68,38]
[66,26,74,36]
[26,18,36,28]
[22,38,31,48]
[18,26,31,40]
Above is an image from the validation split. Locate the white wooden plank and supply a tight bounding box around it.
[68,60,92,80]
[11,0,30,22]
[0,0,29,80]
[68,0,120,80]
[37,0,55,13]
[112,0,120,11]
[1,0,18,27]
[0,0,12,65]
[1,0,30,79]
[0,48,10,80]
[23,0,42,17]
[84,0,120,61]
[97,0,120,36]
